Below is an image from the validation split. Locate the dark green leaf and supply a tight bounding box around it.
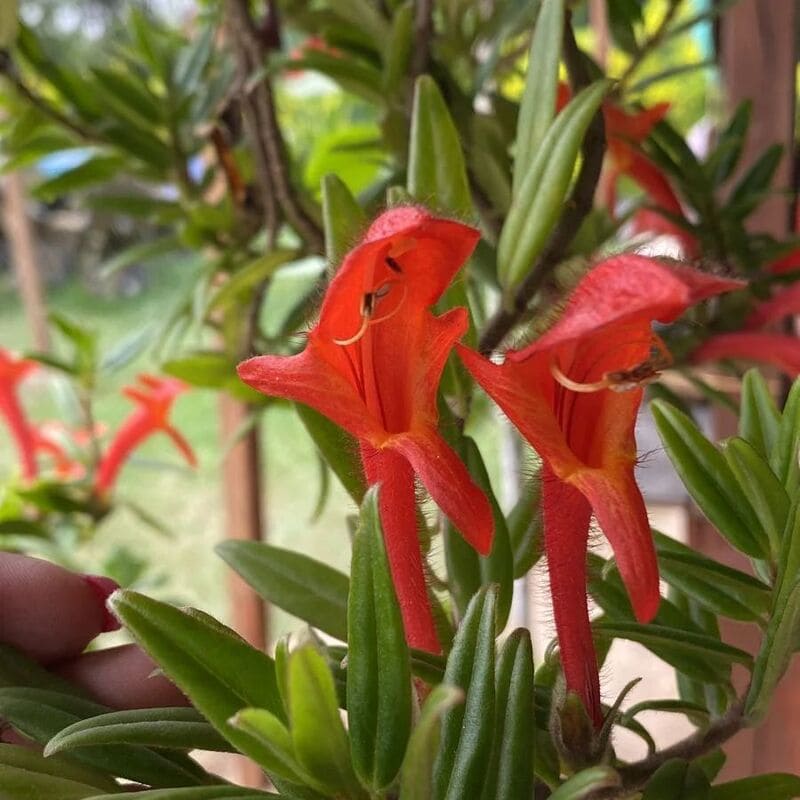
[642,759,710,800]
[652,400,766,558]
[321,174,366,266]
[0,744,116,794]
[216,540,349,642]
[773,378,800,492]
[710,774,800,800]
[399,685,464,800]
[109,591,289,776]
[739,369,780,457]
[498,80,610,289]
[347,487,411,791]
[45,708,232,756]
[408,75,472,218]
[433,586,497,800]
[0,688,211,787]
[513,0,564,193]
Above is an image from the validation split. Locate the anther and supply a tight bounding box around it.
[385,256,403,273]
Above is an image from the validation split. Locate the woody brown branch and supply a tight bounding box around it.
[224,0,324,254]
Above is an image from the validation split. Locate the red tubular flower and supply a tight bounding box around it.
[0,349,39,481]
[458,255,741,725]
[691,282,800,377]
[559,85,697,256]
[237,207,494,654]
[95,375,196,495]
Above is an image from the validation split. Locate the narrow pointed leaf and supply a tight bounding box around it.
[485,630,535,800]
[654,532,771,623]
[45,708,232,756]
[347,487,412,791]
[408,75,472,218]
[513,0,564,192]
[109,591,291,777]
[0,744,117,793]
[652,400,767,558]
[216,540,349,641]
[399,685,464,800]
[642,760,710,800]
[433,586,498,800]
[723,437,789,557]
[739,369,780,457]
[0,688,210,788]
[322,174,366,265]
[747,502,800,722]
[773,378,800,491]
[498,80,610,289]
[288,645,364,797]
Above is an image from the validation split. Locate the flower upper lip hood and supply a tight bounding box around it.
[238,206,494,653]
[458,254,742,723]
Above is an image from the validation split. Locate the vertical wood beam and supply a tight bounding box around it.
[218,394,267,788]
[2,173,50,351]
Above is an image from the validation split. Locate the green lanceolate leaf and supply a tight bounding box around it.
[322,174,366,266]
[87,790,277,800]
[548,767,621,799]
[0,743,117,794]
[382,2,413,95]
[652,400,766,558]
[288,644,365,798]
[642,759,710,800]
[705,102,750,186]
[498,79,610,290]
[746,501,800,722]
[407,75,472,218]
[512,0,564,193]
[594,622,752,681]
[229,708,307,786]
[739,369,780,458]
[109,591,291,778]
[44,708,232,756]
[483,629,535,800]
[433,586,498,800]
[216,540,349,641]
[723,436,789,558]
[399,686,464,800]
[347,487,412,791]
[296,403,367,504]
[0,688,211,788]
[654,532,771,623]
[773,377,800,492]
[710,773,800,799]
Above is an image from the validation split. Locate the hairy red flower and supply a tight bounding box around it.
[0,349,38,481]
[458,255,741,725]
[238,207,494,653]
[95,375,196,494]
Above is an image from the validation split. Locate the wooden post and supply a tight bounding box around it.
[697,0,798,778]
[218,394,267,788]
[2,173,50,351]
